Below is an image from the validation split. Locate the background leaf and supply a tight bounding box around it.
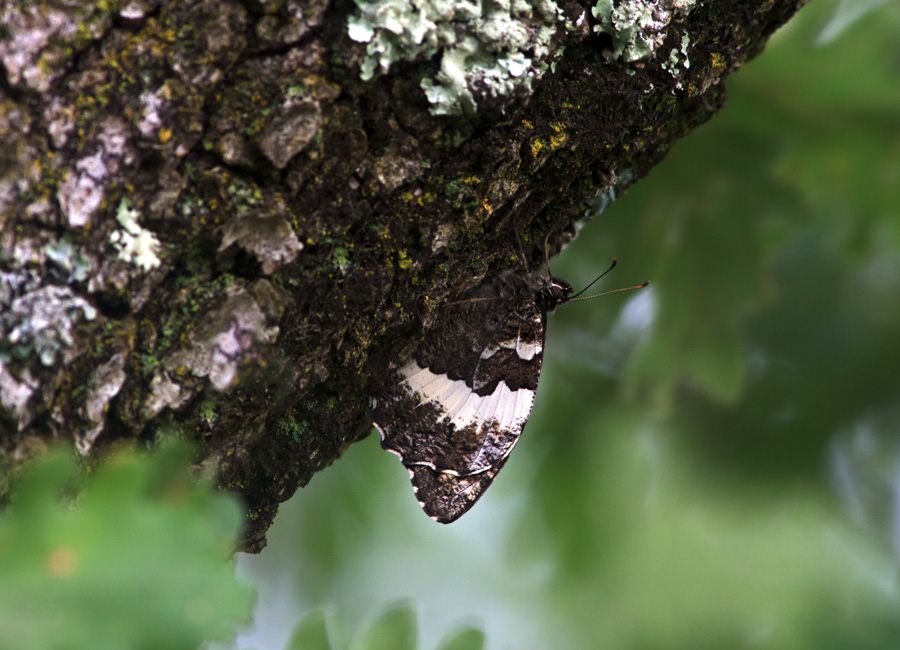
[435,627,484,650]
[0,445,254,650]
[286,610,332,650]
[358,605,417,650]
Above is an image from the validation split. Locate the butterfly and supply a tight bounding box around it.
[372,240,647,523]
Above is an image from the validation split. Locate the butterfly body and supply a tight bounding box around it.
[372,270,573,523]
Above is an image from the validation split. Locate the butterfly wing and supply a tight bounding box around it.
[372,271,548,523]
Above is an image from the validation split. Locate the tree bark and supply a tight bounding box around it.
[0,0,805,550]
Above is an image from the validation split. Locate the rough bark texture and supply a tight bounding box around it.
[0,0,805,550]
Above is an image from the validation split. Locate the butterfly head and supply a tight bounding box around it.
[541,276,574,311]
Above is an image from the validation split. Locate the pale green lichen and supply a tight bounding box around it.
[109,199,162,271]
[591,0,696,69]
[44,235,92,282]
[348,0,565,115]
[661,31,690,78]
[0,285,97,366]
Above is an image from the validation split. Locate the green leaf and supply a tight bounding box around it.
[287,610,332,650]
[358,605,416,650]
[436,626,485,650]
[0,444,254,650]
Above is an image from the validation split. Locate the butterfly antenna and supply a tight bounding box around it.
[569,258,618,299]
[569,280,650,302]
[569,257,650,301]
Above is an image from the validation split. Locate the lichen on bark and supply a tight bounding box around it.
[0,0,806,550]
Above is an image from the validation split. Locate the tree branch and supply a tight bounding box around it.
[0,0,805,550]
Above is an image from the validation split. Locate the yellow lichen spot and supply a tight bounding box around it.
[710,52,727,74]
[549,132,567,149]
[522,119,534,129]
[482,197,493,214]
[159,127,173,143]
[401,191,415,202]
[531,139,544,158]
[397,249,412,270]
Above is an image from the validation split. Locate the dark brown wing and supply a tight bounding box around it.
[372,270,549,523]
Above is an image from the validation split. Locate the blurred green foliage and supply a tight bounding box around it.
[0,444,254,650]
[286,610,332,650]
[575,0,900,476]
[283,607,484,650]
